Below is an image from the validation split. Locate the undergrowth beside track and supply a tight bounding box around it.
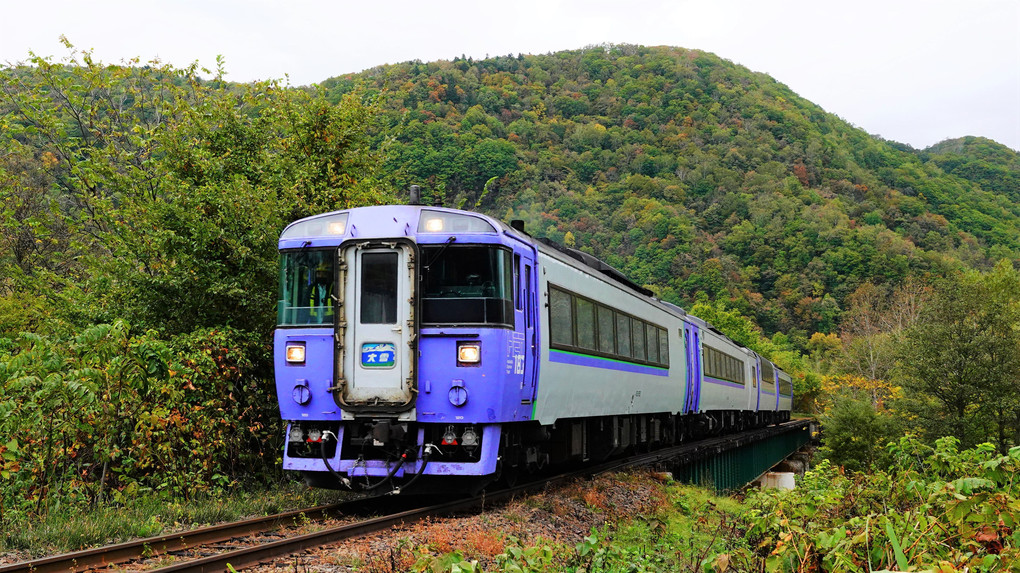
[4,437,1017,571]
[0,481,345,558]
[407,437,1018,572]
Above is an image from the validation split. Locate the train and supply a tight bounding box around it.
[274,195,793,493]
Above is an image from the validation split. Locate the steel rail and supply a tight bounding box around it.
[148,420,811,573]
[3,420,810,573]
[0,502,358,573]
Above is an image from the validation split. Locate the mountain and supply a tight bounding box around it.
[319,45,1020,342]
[924,136,1020,201]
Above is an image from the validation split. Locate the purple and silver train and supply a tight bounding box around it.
[274,200,793,492]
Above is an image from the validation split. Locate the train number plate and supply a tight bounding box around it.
[361,343,396,368]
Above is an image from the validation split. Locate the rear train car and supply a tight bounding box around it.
[274,203,791,492]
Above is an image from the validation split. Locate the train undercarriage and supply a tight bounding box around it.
[286,409,790,494]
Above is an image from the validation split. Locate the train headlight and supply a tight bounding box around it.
[281,212,349,239]
[418,210,497,233]
[423,217,445,232]
[286,343,306,364]
[457,342,481,366]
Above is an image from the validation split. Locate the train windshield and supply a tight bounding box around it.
[420,245,513,326]
[278,249,335,326]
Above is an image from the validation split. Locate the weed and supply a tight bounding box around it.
[1,481,344,554]
[582,487,608,511]
[464,529,505,560]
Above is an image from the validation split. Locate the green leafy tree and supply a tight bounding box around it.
[896,261,1020,452]
[0,45,388,518]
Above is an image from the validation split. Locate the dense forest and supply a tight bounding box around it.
[321,46,1020,342]
[1,43,1019,565]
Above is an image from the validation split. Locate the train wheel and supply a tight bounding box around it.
[495,456,520,488]
[494,441,522,488]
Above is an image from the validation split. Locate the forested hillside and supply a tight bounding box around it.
[2,43,1019,534]
[322,45,1020,342]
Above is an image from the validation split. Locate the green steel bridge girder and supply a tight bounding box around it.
[671,420,815,493]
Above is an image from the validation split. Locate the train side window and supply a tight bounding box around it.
[514,254,522,311]
[597,304,615,354]
[525,265,532,328]
[575,298,596,350]
[645,323,658,364]
[616,313,631,358]
[550,287,573,346]
[631,317,646,361]
[659,328,669,367]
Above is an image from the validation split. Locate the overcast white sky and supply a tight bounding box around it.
[2,0,1018,151]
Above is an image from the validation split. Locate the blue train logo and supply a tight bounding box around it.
[361,343,396,368]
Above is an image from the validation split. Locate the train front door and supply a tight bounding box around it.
[516,251,538,407]
[338,242,416,408]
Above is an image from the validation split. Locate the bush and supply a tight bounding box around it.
[0,322,279,524]
[745,437,1020,572]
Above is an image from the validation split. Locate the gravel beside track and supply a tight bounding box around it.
[248,470,668,572]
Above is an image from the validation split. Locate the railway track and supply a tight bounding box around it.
[3,421,809,573]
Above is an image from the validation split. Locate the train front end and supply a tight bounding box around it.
[275,205,536,492]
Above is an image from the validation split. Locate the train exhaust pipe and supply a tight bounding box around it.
[409,185,421,205]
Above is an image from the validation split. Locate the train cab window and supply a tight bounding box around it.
[277,249,335,326]
[421,245,514,326]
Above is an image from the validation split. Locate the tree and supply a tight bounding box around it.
[896,262,1020,452]
[840,279,928,394]
[1,44,389,338]
[0,46,389,515]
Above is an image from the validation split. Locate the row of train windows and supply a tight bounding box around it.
[549,286,669,368]
[702,345,746,385]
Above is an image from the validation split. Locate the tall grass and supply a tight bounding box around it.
[2,482,348,556]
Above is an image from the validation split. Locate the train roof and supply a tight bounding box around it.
[282,203,789,377]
